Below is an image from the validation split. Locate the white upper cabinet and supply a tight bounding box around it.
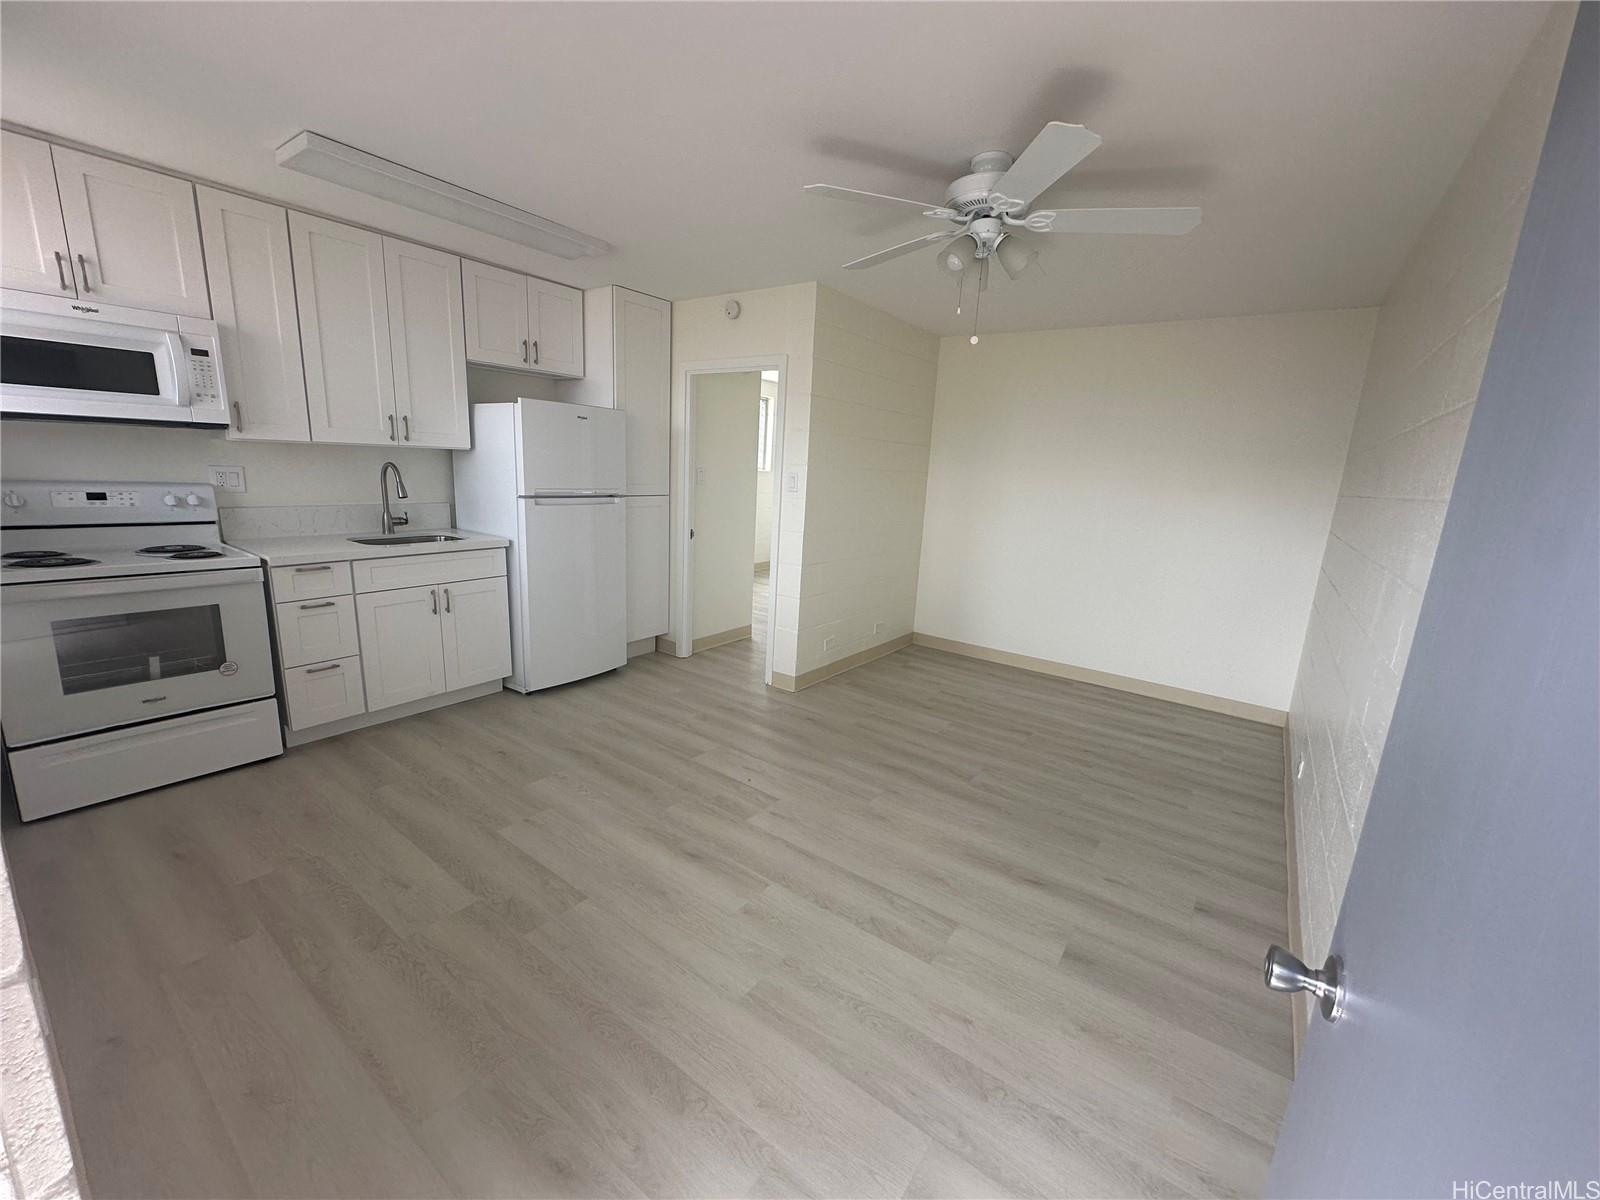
[384,238,470,449]
[50,145,210,317]
[461,259,583,378]
[1,132,73,297]
[196,187,311,443]
[462,259,529,369]
[290,212,397,446]
[530,277,583,377]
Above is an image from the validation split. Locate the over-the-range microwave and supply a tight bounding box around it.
[0,289,228,426]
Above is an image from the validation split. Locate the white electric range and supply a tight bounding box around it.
[1,480,283,820]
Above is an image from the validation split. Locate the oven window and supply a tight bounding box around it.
[50,606,226,695]
[1,335,161,395]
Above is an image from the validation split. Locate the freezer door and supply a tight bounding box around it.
[515,397,626,494]
[519,496,627,690]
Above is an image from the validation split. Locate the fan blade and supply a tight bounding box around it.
[1025,207,1202,235]
[990,123,1102,212]
[842,230,958,270]
[805,183,952,216]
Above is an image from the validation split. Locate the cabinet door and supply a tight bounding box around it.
[529,277,584,378]
[1,132,73,297]
[624,495,669,641]
[290,212,397,446]
[50,145,209,317]
[355,584,446,710]
[384,238,470,449]
[440,576,512,690]
[462,259,529,368]
[197,188,310,443]
[616,288,671,494]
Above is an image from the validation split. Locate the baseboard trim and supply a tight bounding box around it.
[692,625,752,653]
[655,636,678,656]
[627,637,658,658]
[771,633,913,692]
[1282,716,1308,1066]
[909,633,1286,727]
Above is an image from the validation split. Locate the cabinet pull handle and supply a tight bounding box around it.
[141,695,168,704]
[430,588,438,615]
[299,600,337,610]
[402,414,411,441]
[305,663,342,675]
[521,338,529,363]
[388,413,396,441]
[54,251,70,291]
[531,339,539,365]
[293,564,333,573]
[77,254,92,293]
[231,400,243,432]
[443,587,451,613]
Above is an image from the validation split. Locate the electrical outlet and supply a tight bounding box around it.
[784,472,799,493]
[822,635,837,653]
[873,621,885,635]
[208,465,246,493]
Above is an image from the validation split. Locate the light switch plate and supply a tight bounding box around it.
[208,465,246,493]
[784,472,799,493]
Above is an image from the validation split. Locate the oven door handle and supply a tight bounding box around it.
[2,566,264,603]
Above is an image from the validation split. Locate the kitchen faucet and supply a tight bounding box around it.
[379,461,409,535]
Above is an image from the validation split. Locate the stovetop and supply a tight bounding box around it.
[0,480,259,584]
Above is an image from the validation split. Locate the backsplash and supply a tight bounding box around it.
[218,501,454,542]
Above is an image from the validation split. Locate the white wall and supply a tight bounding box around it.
[670,282,816,671]
[1288,4,1575,964]
[791,286,938,677]
[692,371,760,640]
[916,308,1377,712]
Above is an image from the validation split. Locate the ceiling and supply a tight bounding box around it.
[1,2,1552,336]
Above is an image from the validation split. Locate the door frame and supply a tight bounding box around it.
[673,356,788,687]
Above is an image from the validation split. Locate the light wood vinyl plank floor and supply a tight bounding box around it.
[4,636,1293,1199]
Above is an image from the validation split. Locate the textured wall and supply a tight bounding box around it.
[1288,4,1576,961]
[788,287,938,677]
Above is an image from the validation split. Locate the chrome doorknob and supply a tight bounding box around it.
[1263,945,1347,1022]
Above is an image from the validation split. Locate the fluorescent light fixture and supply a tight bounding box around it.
[275,131,612,260]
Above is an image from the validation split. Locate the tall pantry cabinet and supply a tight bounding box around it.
[556,286,671,646]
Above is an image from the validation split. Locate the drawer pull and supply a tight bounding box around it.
[305,663,342,675]
[299,600,337,610]
[141,695,168,704]
[293,564,334,574]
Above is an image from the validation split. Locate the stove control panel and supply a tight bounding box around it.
[52,489,140,509]
[1,482,219,527]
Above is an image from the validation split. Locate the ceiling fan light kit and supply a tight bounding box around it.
[807,121,1201,340]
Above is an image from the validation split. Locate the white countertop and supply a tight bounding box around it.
[229,529,510,567]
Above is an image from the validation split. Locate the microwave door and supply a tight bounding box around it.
[0,570,276,747]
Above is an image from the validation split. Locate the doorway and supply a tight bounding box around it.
[674,358,787,686]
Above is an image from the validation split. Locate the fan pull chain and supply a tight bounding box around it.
[970,258,988,344]
[955,268,966,316]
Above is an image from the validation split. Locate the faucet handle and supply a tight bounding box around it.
[392,511,410,528]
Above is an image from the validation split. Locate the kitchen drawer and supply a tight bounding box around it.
[275,594,360,668]
[352,548,506,593]
[283,657,365,730]
[270,561,352,601]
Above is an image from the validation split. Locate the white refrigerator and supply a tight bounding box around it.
[454,398,627,692]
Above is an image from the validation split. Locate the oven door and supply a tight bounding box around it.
[0,568,275,747]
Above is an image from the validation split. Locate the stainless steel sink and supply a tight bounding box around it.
[348,534,465,545]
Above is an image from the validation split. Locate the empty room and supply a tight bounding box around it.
[0,3,1595,1198]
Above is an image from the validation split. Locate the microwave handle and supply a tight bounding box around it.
[165,331,191,407]
[8,567,264,604]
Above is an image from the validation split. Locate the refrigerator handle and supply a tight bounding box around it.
[531,495,623,506]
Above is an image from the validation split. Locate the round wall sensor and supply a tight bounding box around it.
[724,299,742,320]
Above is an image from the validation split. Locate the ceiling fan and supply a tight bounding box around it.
[806,122,1200,337]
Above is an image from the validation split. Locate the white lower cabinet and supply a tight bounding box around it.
[440,576,512,689]
[357,584,450,711]
[625,495,669,641]
[283,658,365,731]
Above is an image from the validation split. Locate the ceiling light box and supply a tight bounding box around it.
[275,131,612,259]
